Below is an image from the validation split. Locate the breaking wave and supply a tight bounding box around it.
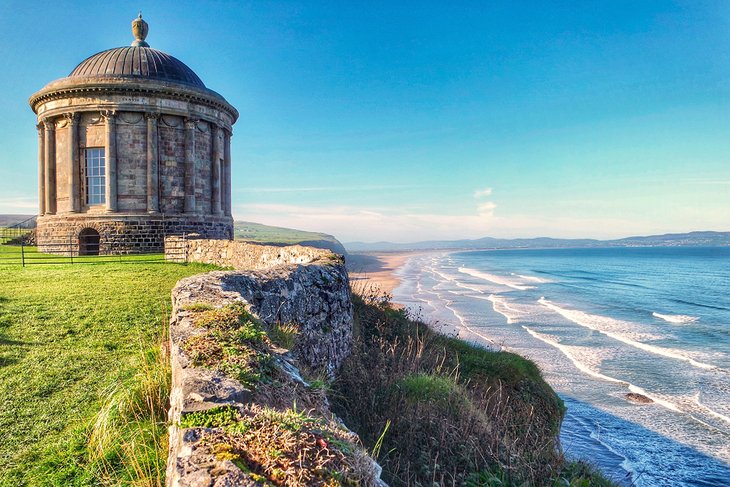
[539,298,716,370]
[653,312,699,324]
[458,267,534,290]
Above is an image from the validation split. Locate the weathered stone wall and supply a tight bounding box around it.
[116,112,148,212]
[36,214,233,254]
[159,117,186,214]
[165,244,383,486]
[164,236,337,269]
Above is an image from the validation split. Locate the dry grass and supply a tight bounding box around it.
[87,326,171,486]
[180,403,377,486]
[331,288,566,486]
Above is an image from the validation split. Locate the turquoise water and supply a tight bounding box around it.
[393,247,730,486]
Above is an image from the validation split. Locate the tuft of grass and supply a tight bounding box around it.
[398,373,461,406]
[87,337,171,486]
[268,321,299,350]
[0,245,217,485]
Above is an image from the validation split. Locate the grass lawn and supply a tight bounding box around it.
[0,246,217,486]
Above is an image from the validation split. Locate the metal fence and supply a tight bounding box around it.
[0,221,189,267]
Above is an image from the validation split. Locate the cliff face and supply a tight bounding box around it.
[164,239,384,486]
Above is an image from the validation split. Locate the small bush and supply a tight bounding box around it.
[180,406,239,429]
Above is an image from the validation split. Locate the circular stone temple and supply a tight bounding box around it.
[28,14,238,255]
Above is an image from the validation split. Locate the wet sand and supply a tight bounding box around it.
[347,252,419,298]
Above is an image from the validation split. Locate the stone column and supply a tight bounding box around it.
[43,119,56,215]
[66,113,80,212]
[184,118,197,213]
[211,125,223,216]
[223,128,232,216]
[146,112,160,213]
[103,111,118,212]
[37,123,45,216]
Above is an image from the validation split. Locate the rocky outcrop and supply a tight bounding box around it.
[166,239,383,486]
[171,263,352,374]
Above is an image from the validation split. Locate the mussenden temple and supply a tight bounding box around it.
[29,14,238,255]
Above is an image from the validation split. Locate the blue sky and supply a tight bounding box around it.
[1,1,729,242]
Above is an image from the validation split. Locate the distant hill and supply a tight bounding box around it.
[233,221,348,255]
[345,231,730,252]
[0,215,36,228]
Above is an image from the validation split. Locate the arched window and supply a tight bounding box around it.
[78,228,101,256]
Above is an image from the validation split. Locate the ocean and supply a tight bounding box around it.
[392,247,730,486]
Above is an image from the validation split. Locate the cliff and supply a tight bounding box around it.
[162,238,612,486]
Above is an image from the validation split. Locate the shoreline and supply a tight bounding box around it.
[347,251,422,300]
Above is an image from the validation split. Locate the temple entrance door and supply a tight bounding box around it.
[78,228,101,255]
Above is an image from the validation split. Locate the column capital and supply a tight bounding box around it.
[221,126,233,137]
[145,111,161,120]
[63,112,80,124]
[184,118,198,130]
[36,122,44,133]
[101,109,117,121]
[43,119,56,131]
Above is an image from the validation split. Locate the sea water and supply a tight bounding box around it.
[392,247,730,486]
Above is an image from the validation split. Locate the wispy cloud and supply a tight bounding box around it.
[473,187,493,198]
[0,196,37,211]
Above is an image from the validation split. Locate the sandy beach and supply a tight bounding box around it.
[347,252,419,298]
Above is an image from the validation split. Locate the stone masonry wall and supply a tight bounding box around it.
[36,214,233,254]
[165,243,384,485]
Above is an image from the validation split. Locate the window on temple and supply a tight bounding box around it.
[84,148,105,205]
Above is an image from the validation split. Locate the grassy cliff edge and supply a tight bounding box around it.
[331,290,616,486]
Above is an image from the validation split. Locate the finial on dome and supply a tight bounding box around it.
[131,12,150,47]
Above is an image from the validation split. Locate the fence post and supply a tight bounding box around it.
[183,233,187,264]
[21,240,25,267]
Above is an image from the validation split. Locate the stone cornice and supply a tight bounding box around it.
[29,76,238,123]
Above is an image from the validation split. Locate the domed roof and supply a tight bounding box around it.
[69,46,205,88]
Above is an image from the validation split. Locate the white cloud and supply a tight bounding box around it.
[473,187,493,198]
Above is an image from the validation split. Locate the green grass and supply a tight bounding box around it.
[233,221,337,245]
[0,245,217,486]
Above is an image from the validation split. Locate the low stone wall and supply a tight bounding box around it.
[165,241,384,485]
[37,214,233,255]
[164,235,337,269]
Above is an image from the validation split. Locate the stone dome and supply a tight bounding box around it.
[69,46,205,88]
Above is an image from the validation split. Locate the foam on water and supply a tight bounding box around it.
[523,326,624,384]
[458,266,534,291]
[539,298,717,370]
[653,312,699,324]
[523,326,688,416]
[694,393,730,426]
[514,273,553,283]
